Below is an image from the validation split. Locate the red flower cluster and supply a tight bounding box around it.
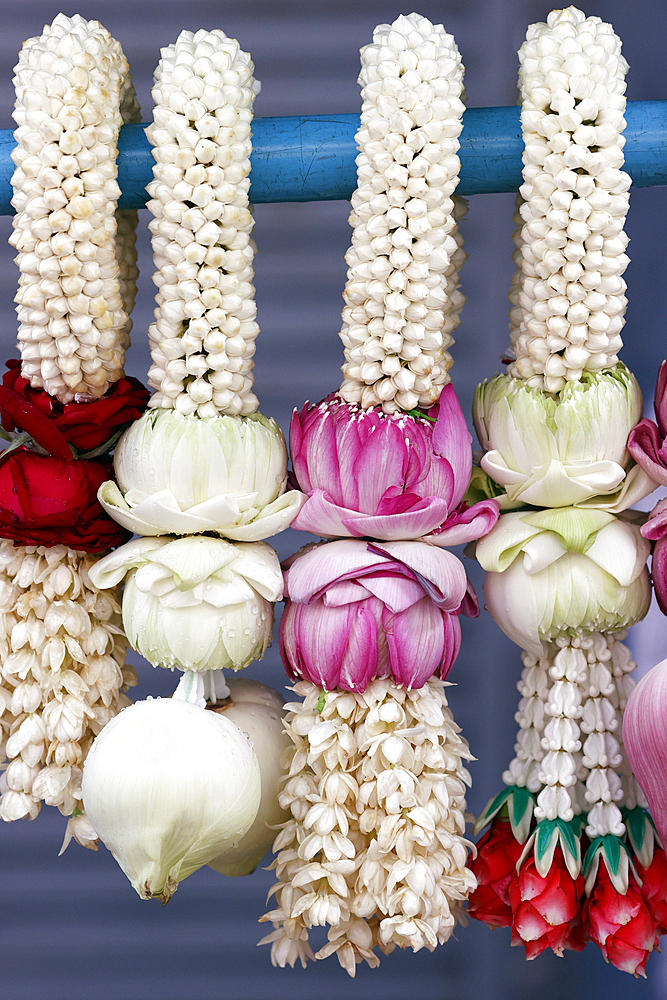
[0,448,130,551]
[469,819,665,975]
[583,865,659,978]
[1,359,149,452]
[509,848,584,959]
[0,359,148,551]
[467,818,523,928]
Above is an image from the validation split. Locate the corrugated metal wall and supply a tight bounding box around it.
[1,2,667,997]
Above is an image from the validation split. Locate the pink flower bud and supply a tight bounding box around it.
[279,538,477,692]
[289,388,498,544]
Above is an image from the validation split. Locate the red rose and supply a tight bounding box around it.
[0,447,130,551]
[583,864,659,977]
[1,359,150,452]
[508,847,584,959]
[468,818,524,928]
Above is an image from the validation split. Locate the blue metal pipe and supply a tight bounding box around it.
[0,101,666,212]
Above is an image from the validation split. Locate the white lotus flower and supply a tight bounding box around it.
[81,697,261,901]
[473,367,656,511]
[477,508,651,655]
[206,677,289,876]
[98,408,305,541]
[88,536,283,672]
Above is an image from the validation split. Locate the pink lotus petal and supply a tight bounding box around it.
[359,573,425,613]
[371,540,468,611]
[642,497,667,541]
[624,658,667,847]
[284,538,386,603]
[417,449,455,508]
[628,419,667,487]
[656,361,667,438]
[354,417,410,513]
[338,605,379,692]
[291,489,359,538]
[279,600,353,688]
[331,410,366,506]
[342,496,451,540]
[426,498,500,547]
[439,612,462,678]
[323,580,373,607]
[460,577,480,618]
[431,384,473,510]
[385,597,449,687]
[651,537,667,616]
[376,488,424,516]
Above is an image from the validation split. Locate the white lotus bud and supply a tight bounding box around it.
[473,366,656,511]
[477,508,651,655]
[82,697,261,901]
[207,677,289,876]
[98,408,305,541]
[88,535,283,672]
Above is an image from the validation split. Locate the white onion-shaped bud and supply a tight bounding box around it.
[207,678,289,876]
[81,697,261,901]
[477,508,651,655]
[88,536,283,672]
[98,408,305,541]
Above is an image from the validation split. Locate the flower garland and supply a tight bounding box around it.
[0,14,149,847]
[467,7,664,977]
[80,28,304,902]
[10,14,139,403]
[259,13,499,974]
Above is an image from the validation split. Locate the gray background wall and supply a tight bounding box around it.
[1,2,667,998]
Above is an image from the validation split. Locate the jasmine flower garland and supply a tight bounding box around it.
[262,13,500,974]
[0,543,135,846]
[508,7,631,392]
[0,14,148,852]
[145,28,259,418]
[468,6,664,976]
[10,14,139,403]
[259,678,474,974]
[80,27,303,902]
[338,13,467,412]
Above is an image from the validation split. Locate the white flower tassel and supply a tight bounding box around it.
[260,678,474,975]
[509,6,630,392]
[580,631,632,838]
[10,13,137,402]
[502,649,550,794]
[338,13,467,413]
[145,28,260,418]
[534,638,586,824]
[0,541,135,848]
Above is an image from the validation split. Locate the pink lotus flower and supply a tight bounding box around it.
[583,866,659,977]
[623,658,667,845]
[289,388,499,543]
[279,538,477,692]
[508,848,584,959]
[628,360,667,486]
